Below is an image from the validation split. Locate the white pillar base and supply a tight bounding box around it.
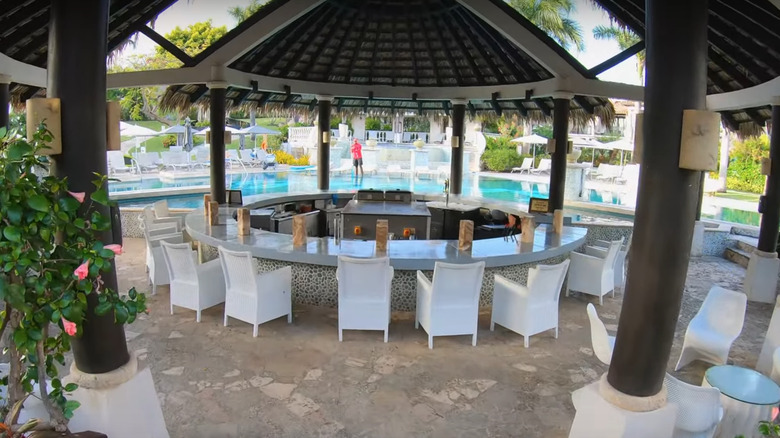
[758,296,780,374]
[691,220,705,257]
[65,354,169,438]
[569,375,676,438]
[744,250,780,304]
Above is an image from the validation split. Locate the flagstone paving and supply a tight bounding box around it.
[115,238,772,438]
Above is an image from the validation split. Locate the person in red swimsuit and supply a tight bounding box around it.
[351,138,364,177]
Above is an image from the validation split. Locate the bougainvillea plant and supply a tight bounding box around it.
[0,123,147,435]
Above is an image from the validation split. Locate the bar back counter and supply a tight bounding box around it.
[186,192,587,311]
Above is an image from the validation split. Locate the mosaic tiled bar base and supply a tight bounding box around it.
[199,243,566,312]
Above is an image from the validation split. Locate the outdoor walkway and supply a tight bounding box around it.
[116,239,772,438]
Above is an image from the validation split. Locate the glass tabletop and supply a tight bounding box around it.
[705,365,780,405]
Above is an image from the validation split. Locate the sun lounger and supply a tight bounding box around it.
[107,151,135,175]
[135,152,162,173]
[529,158,551,174]
[511,157,534,174]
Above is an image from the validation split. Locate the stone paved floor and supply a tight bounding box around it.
[116,238,773,438]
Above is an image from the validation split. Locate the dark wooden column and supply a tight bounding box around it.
[450,100,466,195]
[317,96,332,191]
[758,104,780,252]
[47,0,130,373]
[549,97,571,211]
[608,0,709,397]
[209,83,227,204]
[0,75,9,131]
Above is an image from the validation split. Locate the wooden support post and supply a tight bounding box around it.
[450,99,466,195]
[553,209,564,234]
[608,0,709,398]
[458,220,474,252]
[237,208,250,236]
[46,0,129,374]
[209,82,227,204]
[520,217,535,244]
[317,96,333,190]
[0,75,9,131]
[208,201,219,226]
[292,215,307,247]
[549,96,571,211]
[203,194,211,217]
[376,219,388,253]
[758,105,780,253]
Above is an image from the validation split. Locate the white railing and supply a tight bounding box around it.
[366,130,392,142]
[289,126,317,147]
[403,132,429,143]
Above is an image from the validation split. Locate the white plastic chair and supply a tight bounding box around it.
[566,238,623,305]
[675,286,747,371]
[664,373,723,438]
[336,256,394,342]
[161,241,226,322]
[510,157,534,174]
[415,261,486,349]
[530,158,551,174]
[142,222,182,295]
[218,247,292,337]
[772,347,780,384]
[491,259,570,348]
[587,303,615,365]
[589,235,632,289]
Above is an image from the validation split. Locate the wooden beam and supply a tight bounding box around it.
[512,100,528,117]
[256,92,272,107]
[534,98,551,117]
[490,92,502,116]
[707,76,780,111]
[430,15,464,85]
[745,108,766,126]
[588,41,645,76]
[573,95,595,115]
[454,8,526,82]
[467,102,477,118]
[279,4,335,77]
[107,0,179,53]
[20,86,41,102]
[720,111,740,132]
[439,9,485,85]
[189,86,208,103]
[138,26,196,67]
[282,87,295,109]
[233,88,251,105]
[442,100,451,116]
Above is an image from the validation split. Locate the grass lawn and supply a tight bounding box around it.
[713,190,761,202]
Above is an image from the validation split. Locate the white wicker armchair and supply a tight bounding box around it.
[141,221,182,294]
[218,247,292,337]
[675,286,747,371]
[161,241,226,323]
[336,256,394,342]
[566,238,623,305]
[664,373,723,438]
[491,259,570,348]
[415,261,485,349]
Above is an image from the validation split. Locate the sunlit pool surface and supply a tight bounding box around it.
[111,171,760,226]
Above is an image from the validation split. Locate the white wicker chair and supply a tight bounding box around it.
[415,261,486,349]
[772,347,780,384]
[566,238,623,305]
[152,200,185,229]
[337,256,394,342]
[589,235,632,289]
[675,286,747,371]
[491,259,570,348]
[161,241,226,322]
[664,373,723,438]
[142,222,182,295]
[218,246,292,337]
[587,303,615,365]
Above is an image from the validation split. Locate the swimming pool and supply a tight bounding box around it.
[111,172,760,226]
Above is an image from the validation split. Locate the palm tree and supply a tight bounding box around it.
[509,0,585,52]
[228,0,269,24]
[592,25,645,81]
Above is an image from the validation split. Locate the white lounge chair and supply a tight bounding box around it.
[226,149,247,170]
[511,157,534,174]
[675,286,747,371]
[587,303,615,365]
[141,221,183,295]
[415,261,486,349]
[588,235,632,289]
[161,241,226,322]
[135,152,161,173]
[192,147,210,169]
[218,246,292,337]
[566,238,623,305]
[491,259,570,348]
[337,256,394,342]
[530,158,551,174]
[161,151,191,171]
[664,373,723,438]
[107,151,135,176]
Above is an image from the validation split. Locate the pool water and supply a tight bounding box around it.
[112,172,760,226]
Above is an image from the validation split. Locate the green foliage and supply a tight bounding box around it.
[228,0,271,24]
[161,135,178,148]
[495,116,523,138]
[365,117,382,131]
[533,125,554,139]
[593,25,645,80]
[330,118,353,132]
[274,151,310,166]
[727,135,770,194]
[403,116,430,133]
[482,136,525,171]
[0,123,147,427]
[509,0,584,51]
[155,20,228,63]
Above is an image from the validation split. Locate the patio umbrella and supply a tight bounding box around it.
[571,138,611,165]
[239,125,281,149]
[160,124,188,147]
[120,123,160,153]
[195,126,242,134]
[510,134,549,161]
[602,139,634,166]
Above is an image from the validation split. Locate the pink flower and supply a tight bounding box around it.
[68,191,85,203]
[74,261,89,280]
[104,244,123,255]
[61,318,77,336]
[773,407,779,421]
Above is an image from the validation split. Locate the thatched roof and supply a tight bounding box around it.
[158,84,615,130]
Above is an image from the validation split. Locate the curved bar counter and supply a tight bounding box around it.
[186,192,587,311]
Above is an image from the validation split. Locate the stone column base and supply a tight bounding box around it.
[758,296,780,374]
[65,354,169,438]
[745,249,780,304]
[569,375,676,438]
[690,220,705,257]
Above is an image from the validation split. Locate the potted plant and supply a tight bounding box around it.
[0,124,147,435]
[413,139,425,149]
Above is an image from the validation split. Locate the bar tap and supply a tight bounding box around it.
[444,178,450,207]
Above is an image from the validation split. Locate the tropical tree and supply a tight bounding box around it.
[509,0,585,52]
[592,25,645,81]
[228,0,270,24]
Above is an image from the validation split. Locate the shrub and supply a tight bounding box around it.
[482,149,527,172]
[485,136,515,151]
[727,160,765,193]
[161,134,178,148]
[365,117,382,131]
[274,150,310,166]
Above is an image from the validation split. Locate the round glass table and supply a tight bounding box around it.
[703,365,780,438]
